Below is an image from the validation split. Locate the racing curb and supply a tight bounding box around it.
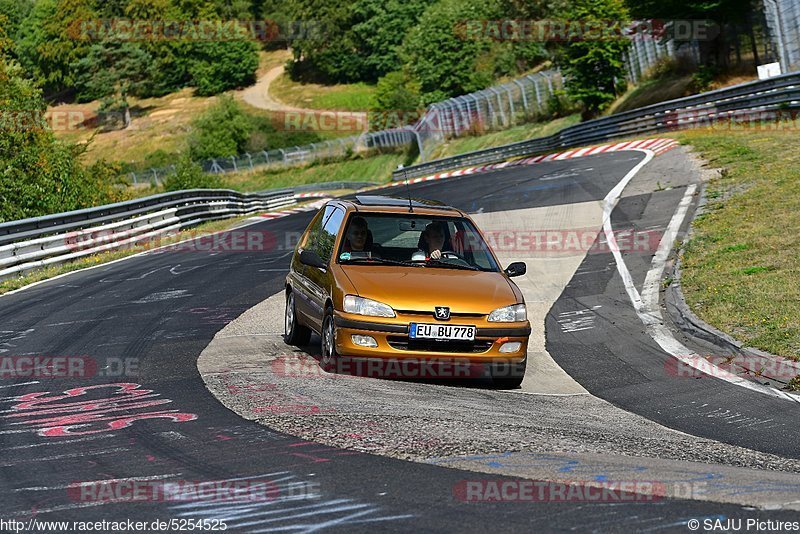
[662,184,800,388]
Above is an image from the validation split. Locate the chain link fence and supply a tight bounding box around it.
[128,70,563,186]
[623,24,701,84]
[764,0,800,73]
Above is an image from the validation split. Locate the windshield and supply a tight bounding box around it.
[336,213,500,272]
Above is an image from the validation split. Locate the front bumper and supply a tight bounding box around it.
[334,314,530,363]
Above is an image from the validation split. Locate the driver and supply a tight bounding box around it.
[412,222,448,261]
[344,216,370,253]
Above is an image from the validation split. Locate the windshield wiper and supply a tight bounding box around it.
[341,257,420,267]
[425,260,481,271]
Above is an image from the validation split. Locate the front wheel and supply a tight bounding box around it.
[321,308,339,371]
[284,291,311,346]
[490,360,526,389]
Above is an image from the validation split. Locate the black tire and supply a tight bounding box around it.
[321,307,338,371]
[284,291,311,346]
[491,359,527,389]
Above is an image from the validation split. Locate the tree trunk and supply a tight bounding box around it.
[734,26,742,66]
[749,20,761,66]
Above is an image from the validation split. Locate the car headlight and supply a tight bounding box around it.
[343,295,396,318]
[488,304,526,322]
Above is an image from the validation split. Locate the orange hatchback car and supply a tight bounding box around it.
[284,195,530,388]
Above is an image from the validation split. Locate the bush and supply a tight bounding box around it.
[370,71,423,130]
[0,55,121,222]
[547,90,578,119]
[187,96,252,161]
[163,157,222,192]
[691,65,719,93]
[189,38,260,97]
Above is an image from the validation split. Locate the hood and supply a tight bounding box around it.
[341,265,518,314]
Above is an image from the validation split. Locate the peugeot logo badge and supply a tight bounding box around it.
[434,306,450,320]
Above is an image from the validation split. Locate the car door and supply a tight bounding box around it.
[292,207,331,329]
[302,206,346,332]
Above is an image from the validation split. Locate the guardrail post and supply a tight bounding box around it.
[513,79,529,112]
[230,156,237,173]
[262,150,270,164]
[246,153,253,170]
[505,85,516,123]
[528,75,542,109]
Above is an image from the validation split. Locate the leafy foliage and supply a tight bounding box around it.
[188,37,260,96]
[285,0,437,83]
[72,41,152,127]
[560,0,631,118]
[15,0,93,91]
[188,96,321,161]
[0,39,124,222]
[370,71,422,130]
[187,96,252,161]
[15,0,260,97]
[163,155,222,191]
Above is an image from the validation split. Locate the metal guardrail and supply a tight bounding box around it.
[393,70,800,180]
[0,188,295,280]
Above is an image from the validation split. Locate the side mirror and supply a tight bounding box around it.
[299,249,327,270]
[504,261,526,278]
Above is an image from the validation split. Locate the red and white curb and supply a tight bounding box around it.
[248,198,330,222]
[254,138,680,218]
[385,138,679,188]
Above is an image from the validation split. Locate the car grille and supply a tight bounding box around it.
[395,310,486,320]
[387,336,493,353]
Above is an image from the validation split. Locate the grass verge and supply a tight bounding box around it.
[427,115,581,160]
[269,74,375,111]
[219,152,407,192]
[674,128,800,361]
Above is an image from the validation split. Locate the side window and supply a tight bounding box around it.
[301,206,334,252]
[317,207,345,262]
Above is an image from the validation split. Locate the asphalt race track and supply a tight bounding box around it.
[1,147,799,532]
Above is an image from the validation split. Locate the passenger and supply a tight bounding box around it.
[412,222,447,261]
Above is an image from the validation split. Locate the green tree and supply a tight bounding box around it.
[560,0,631,118]
[187,95,251,160]
[0,0,33,43]
[73,41,152,128]
[349,0,437,82]
[15,0,95,92]
[370,70,422,130]
[0,36,121,221]
[400,0,499,104]
[189,37,259,96]
[163,155,222,191]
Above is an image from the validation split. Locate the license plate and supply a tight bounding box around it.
[409,323,475,341]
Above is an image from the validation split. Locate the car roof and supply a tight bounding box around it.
[332,195,466,217]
